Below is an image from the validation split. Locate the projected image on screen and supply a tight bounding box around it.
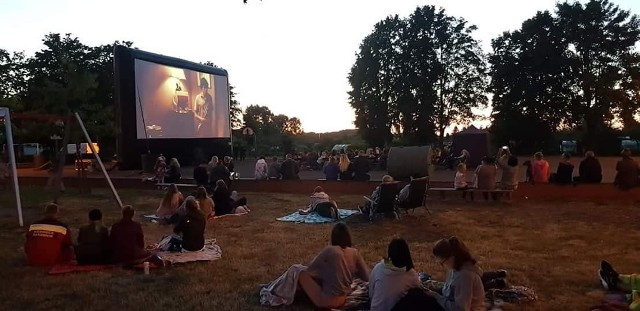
[134,59,230,139]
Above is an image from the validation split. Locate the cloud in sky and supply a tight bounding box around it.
[1,0,639,132]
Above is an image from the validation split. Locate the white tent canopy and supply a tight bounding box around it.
[0,107,24,226]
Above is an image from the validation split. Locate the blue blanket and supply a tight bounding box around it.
[276,209,360,224]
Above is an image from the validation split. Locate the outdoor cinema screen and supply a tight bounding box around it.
[134,59,230,139]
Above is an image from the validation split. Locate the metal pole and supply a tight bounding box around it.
[74,112,123,208]
[2,108,23,226]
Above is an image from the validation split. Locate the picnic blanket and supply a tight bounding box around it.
[49,262,112,275]
[276,209,359,224]
[154,239,222,264]
[260,264,307,306]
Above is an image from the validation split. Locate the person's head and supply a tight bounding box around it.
[169,158,180,167]
[330,222,352,248]
[313,186,324,193]
[388,238,414,272]
[199,77,209,91]
[432,236,476,271]
[534,152,543,161]
[585,151,595,158]
[286,154,292,160]
[272,156,278,163]
[339,154,351,171]
[88,209,102,222]
[562,153,571,161]
[481,156,491,165]
[122,205,135,220]
[507,155,518,167]
[44,203,59,218]
[210,156,219,165]
[195,186,208,200]
[259,156,265,160]
[457,163,467,173]
[358,150,365,156]
[169,184,179,194]
[224,156,231,163]
[185,198,200,216]
[215,179,227,190]
[621,148,632,158]
[382,175,394,183]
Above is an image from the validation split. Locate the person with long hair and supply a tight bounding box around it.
[156,184,184,218]
[164,158,182,184]
[173,198,206,251]
[195,186,215,219]
[369,238,421,311]
[338,153,353,180]
[76,209,109,265]
[298,223,370,309]
[429,237,486,311]
[212,179,248,215]
[323,156,340,181]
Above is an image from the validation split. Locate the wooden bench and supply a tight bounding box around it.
[428,188,513,201]
[156,183,199,190]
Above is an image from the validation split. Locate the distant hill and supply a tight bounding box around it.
[294,129,365,151]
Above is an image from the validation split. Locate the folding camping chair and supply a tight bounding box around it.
[364,182,400,220]
[396,176,430,214]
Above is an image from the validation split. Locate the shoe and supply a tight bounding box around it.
[599,260,619,290]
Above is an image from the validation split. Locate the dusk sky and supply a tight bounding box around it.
[1,0,639,133]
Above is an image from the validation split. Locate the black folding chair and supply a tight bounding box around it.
[364,182,400,219]
[397,176,430,214]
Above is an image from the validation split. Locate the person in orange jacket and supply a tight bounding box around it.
[25,203,75,266]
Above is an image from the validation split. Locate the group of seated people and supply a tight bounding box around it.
[156,182,249,223]
[254,151,373,181]
[152,155,182,184]
[280,222,493,311]
[453,149,519,200]
[192,156,236,187]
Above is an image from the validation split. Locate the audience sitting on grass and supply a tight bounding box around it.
[156,184,184,219]
[173,199,206,252]
[474,156,498,201]
[323,156,340,181]
[368,238,421,311]
[297,223,370,309]
[280,154,300,180]
[532,152,550,183]
[498,153,519,191]
[455,163,471,199]
[164,158,181,184]
[577,151,603,184]
[25,203,75,267]
[359,175,395,217]
[110,205,163,267]
[254,156,268,180]
[427,236,486,311]
[193,161,209,187]
[614,148,639,190]
[212,179,249,215]
[552,153,574,185]
[352,150,371,181]
[76,209,110,265]
[195,186,215,219]
[268,157,281,180]
[338,153,354,180]
[209,156,231,187]
[596,260,640,311]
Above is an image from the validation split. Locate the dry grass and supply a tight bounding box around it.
[0,188,638,311]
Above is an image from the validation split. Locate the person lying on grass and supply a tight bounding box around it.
[595,260,640,311]
[25,203,75,267]
[297,222,370,309]
[76,209,110,265]
[298,186,340,219]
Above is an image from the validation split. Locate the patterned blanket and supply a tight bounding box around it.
[155,239,222,264]
[276,209,360,224]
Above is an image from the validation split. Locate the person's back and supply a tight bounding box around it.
[616,153,639,190]
[440,262,486,311]
[352,154,370,181]
[280,157,300,180]
[369,239,421,311]
[306,245,370,296]
[77,209,109,265]
[579,154,602,183]
[498,156,519,190]
[110,207,146,264]
[198,197,215,218]
[210,163,230,185]
[324,161,340,181]
[193,164,209,186]
[532,159,549,183]
[156,189,183,218]
[555,161,575,184]
[25,204,74,267]
[174,200,206,251]
[268,158,281,179]
[213,186,234,215]
[475,161,497,190]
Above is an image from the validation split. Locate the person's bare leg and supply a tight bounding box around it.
[234,206,248,214]
[298,271,345,308]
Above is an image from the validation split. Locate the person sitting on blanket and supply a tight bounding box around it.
[195,186,215,219]
[299,186,330,215]
[359,175,394,216]
[25,203,75,267]
[174,199,206,251]
[110,205,164,267]
[76,209,110,265]
[595,260,640,311]
[424,236,486,311]
[298,222,370,309]
[212,179,249,215]
[369,238,421,311]
[156,184,184,219]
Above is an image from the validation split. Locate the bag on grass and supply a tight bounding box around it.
[315,201,339,220]
[157,235,183,252]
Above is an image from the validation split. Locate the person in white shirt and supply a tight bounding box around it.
[369,238,421,311]
[454,163,471,199]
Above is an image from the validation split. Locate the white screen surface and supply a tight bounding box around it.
[134,59,230,139]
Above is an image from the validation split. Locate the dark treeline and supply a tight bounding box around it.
[350,0,640,154]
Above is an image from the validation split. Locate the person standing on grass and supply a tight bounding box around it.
[25,203,75,266]
[110,206,163,267]
[298,222,370,309]
[76,209,110,265]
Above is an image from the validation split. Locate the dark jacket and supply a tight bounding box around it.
[76,223,110,265]
[109,219,148,264]
[209,163,230,185]
[352,156,371,181]
[339,163,354,180]
[280,159,300,180]
[165,165,181,184]
[268,162,281,179]
[213,187,235,215]
[579,157,602,183]
[615,157,639,190]
[323,162,340,181]
[174,212,206,251]
[555,162,574,184]
[193,166,209,186]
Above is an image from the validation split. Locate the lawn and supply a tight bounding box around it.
[0,187,637,311]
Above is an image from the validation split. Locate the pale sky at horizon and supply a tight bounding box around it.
[1,0,639,133]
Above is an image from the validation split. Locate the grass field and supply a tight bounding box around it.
[0,187,637,310]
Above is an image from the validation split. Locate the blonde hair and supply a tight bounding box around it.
[382,175,394,183]
[339,154,350,172]
[457,163,466,172]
